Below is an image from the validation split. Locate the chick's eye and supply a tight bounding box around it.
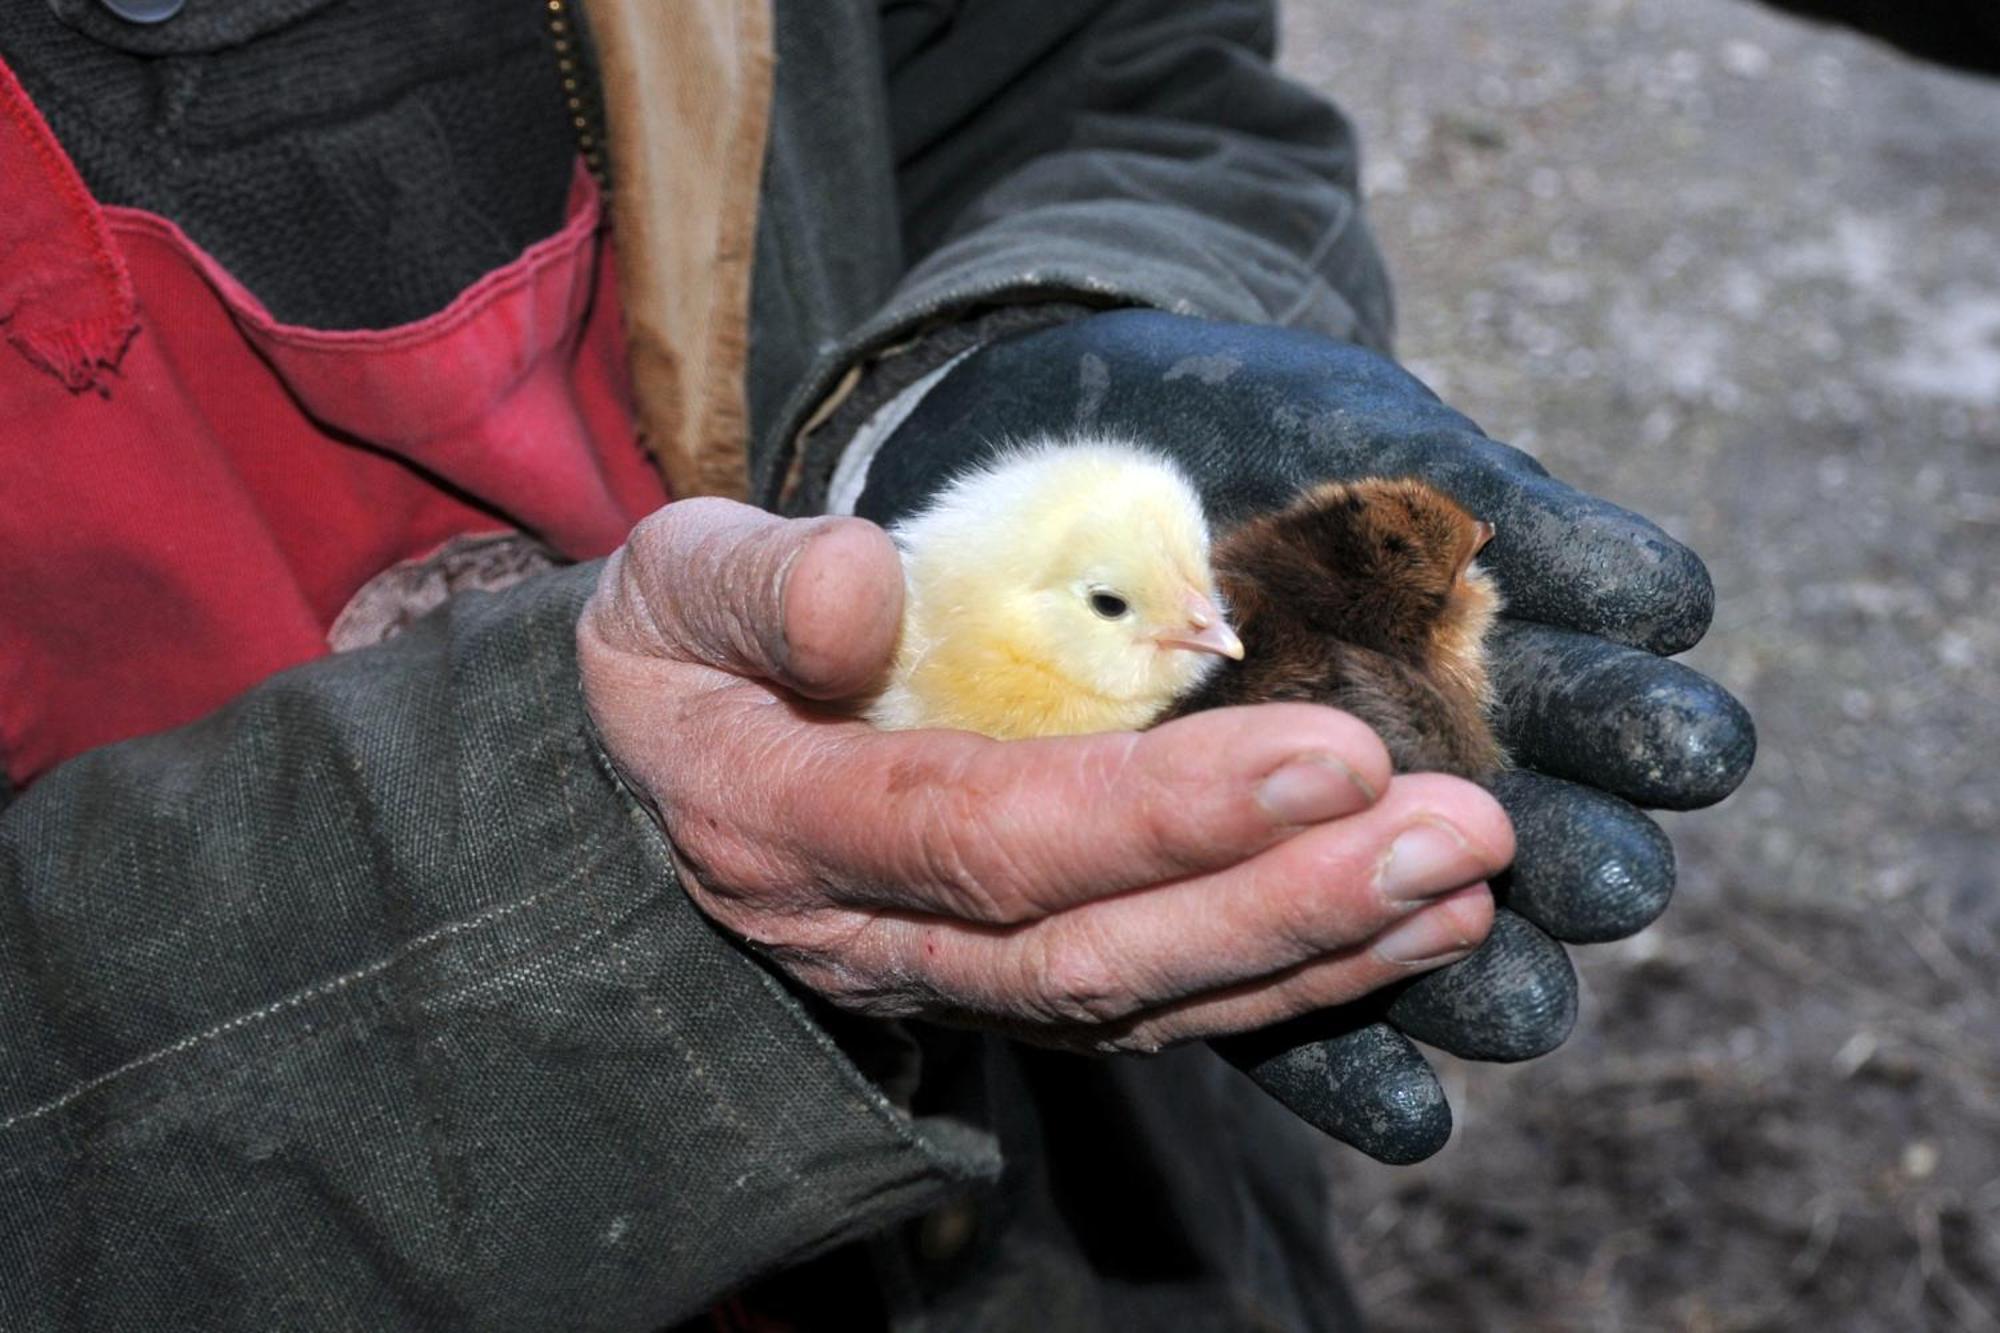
[1089,591,1130,619]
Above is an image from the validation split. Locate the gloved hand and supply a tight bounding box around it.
[854,309,1756,1164]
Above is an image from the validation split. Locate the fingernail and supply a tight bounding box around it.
[1257,755,1373,824]
[765,525,826,673]
[1372,899,1483,966]
[1376,821,1473,902]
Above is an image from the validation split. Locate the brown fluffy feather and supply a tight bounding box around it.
[1162,478,1505,778]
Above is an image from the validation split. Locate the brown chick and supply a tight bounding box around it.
[1162,478,1506,778]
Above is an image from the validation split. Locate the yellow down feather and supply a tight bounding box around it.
[864,437,1242,740]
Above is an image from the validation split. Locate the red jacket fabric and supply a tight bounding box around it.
[0,59,666,789]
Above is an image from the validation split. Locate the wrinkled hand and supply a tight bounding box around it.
[856,310,1757,1162]
[577,498,1513,1052]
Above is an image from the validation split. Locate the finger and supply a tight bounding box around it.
[1382,909,1578,1061]
[1426,463,1716,655]
[1225,333,1716,654]
[851,775,1507,1025]
[1489,620,1757,809]
[1101,884,1495,1047]
[1487,769,1675,943]
[1236,337,1716,655]
[1214,1020,1452,1165]
[598,496,903,698]
[742,702,1396,923]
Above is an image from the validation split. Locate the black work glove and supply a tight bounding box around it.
[854,309,1755,1164]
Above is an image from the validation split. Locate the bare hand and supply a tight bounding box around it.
[577,499,1513,1053]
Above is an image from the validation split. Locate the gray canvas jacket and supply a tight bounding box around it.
[0,1,1391,1327]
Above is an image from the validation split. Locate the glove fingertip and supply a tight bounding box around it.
[1492,622,1758,810]
[1487,770,1677,943]
[1488,485,1715,655]
[1215,1022,1452,1165]
[1386,911,1579,1062]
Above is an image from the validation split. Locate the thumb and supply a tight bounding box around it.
[589,497,904,698]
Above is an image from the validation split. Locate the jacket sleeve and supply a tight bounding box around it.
[763,0,1395,509]
[0,565,993,1331]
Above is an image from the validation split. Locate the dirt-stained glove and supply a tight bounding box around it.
[852,309,1756,1164]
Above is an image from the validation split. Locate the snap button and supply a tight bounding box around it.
[98,0,185,22]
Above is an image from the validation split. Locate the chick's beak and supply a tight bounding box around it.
[1155,589,1245,660]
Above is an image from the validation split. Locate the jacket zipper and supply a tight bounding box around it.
[544,0,608,191]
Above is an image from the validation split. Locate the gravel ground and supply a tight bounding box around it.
[1276,2,2000,1328]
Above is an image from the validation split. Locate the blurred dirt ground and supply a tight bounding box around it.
[1276,2,2000,1328]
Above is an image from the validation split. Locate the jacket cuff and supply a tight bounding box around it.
[0,562,997,1327]
[776,300,1100,517]
[761,207,1390,515]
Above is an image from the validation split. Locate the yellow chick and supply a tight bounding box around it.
[865,437,1244,739]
